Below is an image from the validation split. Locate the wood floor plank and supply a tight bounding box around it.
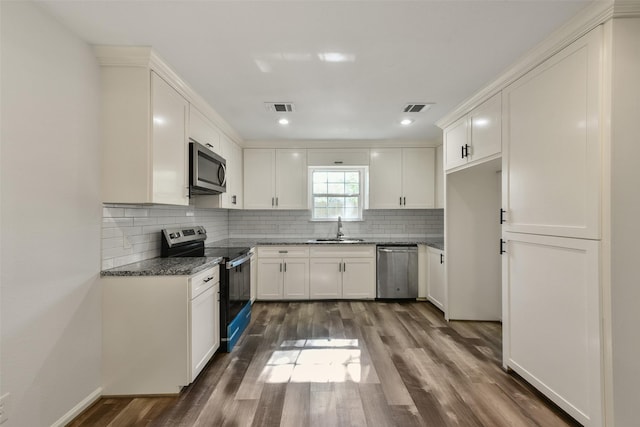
[70,301,579,427]
[280,382,310,427]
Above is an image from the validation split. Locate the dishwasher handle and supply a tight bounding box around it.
[377,247,418,253]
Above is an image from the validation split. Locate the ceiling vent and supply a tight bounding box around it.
[265,102,296,113]
[402,103,434,113]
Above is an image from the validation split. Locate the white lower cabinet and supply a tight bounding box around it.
[309,245,376,299]
[256,246,309,300]
[102,265,220,395]
[502,232,601,426]
[426,247,445,311]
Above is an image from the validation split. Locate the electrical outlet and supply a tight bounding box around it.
[0,393,10,424]
[123,236,132,249]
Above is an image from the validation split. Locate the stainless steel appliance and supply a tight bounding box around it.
[203,245,252,352]
[189,139,226,195]
[160,226,252,353]
[376,245,418,299]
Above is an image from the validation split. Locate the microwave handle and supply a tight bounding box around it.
[218,163,227,187]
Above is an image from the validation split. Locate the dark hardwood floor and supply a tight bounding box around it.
[70,301,580,426]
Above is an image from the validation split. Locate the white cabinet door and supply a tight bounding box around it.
[189,105,220,153]
[369,148,403,209]
[151,72,189,206]
[435,145,444,209]
[283,258,310,300]
[402,148,435,208]
[469,93,501,162]
[444,116,468,171]
[230,141,243,208]
[309,258,342,299]
[426,248,445,311]
[249,251,257,303]
[275,149,307,209]
[502,28,602,239]
[190,283,218,382]
[342,258,375,299]
[257,258,283,300]
[502,232,601,426]
[244,149,276,209]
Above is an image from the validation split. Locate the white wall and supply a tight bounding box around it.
[610,16,640,427]
[1,2,102,426]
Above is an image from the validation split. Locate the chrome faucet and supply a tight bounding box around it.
[337,216,344,239]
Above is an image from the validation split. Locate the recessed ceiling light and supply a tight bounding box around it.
[278,118,290,125]
[400,119,414,126]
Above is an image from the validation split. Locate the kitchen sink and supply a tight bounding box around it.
[307,238,365,243]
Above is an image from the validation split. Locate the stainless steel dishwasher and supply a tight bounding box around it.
[376,245,418,299]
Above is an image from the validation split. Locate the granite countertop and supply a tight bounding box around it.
[208,238,444,250]
[101,256,224,277]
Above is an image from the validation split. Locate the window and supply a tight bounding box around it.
[310,167,365,221]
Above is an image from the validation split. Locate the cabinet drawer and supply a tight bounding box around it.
[189,265,219,298]
[258,246,309,258]
[309,245,375,258]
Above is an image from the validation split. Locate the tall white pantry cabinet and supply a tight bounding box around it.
[439,5,640,426]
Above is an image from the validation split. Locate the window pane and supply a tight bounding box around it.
[327,172,344,183]
[313,172,328,183]
[315,208,328,218]
[345,183,359,194]
[345,172,359,183]
[310,168,363,221]
[314,197,328,207]
[345,208,359,219]
[328,183,345,194]
[313,183,327,194]
[328,207,342,218]
[328,197,344,208]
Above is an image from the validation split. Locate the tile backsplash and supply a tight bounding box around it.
[101,204,228,269]
[102,206,443,269]
[228,209,443,239]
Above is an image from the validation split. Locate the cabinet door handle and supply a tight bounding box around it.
[279,262,282,272]
[500,239,506,255]
[500,209,506,224]
[232,195,237,205]
[461,145,465,159]
[343,262,346,272]
[206,143,214,149]
[276,197,279,207]
[440,253,444,264]
[403,197,406,206]
[339,262,342,272]
[284,262,287,273]
[399,196,402,206]
[272,197,275,207]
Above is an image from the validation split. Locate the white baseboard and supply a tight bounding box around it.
[51,387,102,427]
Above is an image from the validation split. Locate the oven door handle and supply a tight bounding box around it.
[226,253,252,269]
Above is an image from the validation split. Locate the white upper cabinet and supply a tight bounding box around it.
[100,61,189,205]
[369,148,435,209]
[444,93,502,172]
[189,105,220,154]
[96,46,241,207]
[228,140,244,209]
[151,74,190,206]
[244,149,307,209]
[502,28,601,239]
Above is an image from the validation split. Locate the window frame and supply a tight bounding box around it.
[308,166,367,222]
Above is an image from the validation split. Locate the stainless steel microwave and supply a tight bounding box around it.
[189,139,226,195]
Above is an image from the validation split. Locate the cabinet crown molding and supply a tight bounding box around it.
[93,45,244,145]
[436,0,623,129]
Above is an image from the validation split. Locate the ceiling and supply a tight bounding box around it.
[38,0,593,143]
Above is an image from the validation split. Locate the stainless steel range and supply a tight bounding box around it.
[161,226,252,352]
